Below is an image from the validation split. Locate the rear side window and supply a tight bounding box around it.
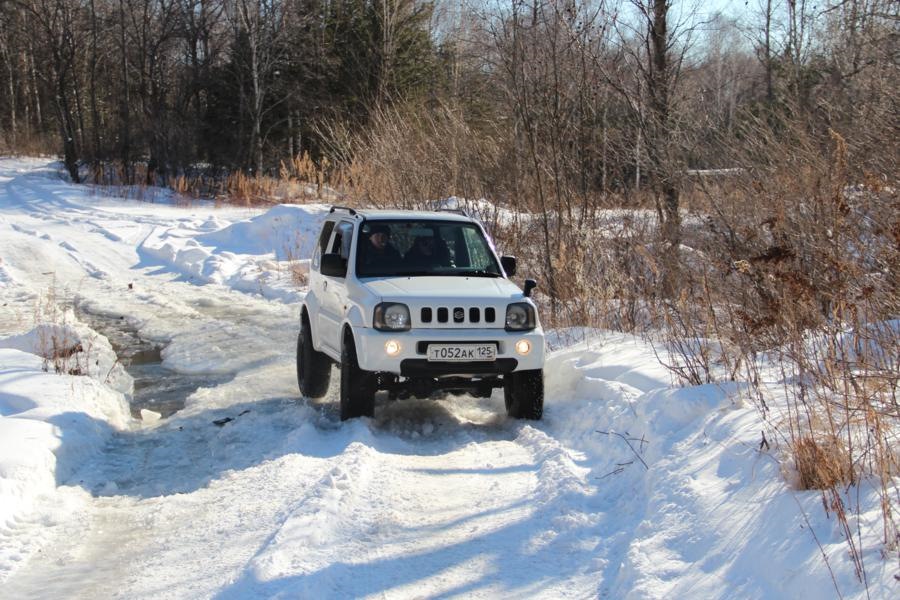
[318,222,335,254]
[329,221,354,260]
[313,221,335,270]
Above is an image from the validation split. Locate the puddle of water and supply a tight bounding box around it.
[127,363,225,419]
[77,310,225,419]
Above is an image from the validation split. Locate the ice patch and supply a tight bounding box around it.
[140,409,161,423]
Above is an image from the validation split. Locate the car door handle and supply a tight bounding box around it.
[323,281,328,291]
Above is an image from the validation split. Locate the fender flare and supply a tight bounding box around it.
[345,304,366,330]
[341,308,364,348]
[302,294,325,352]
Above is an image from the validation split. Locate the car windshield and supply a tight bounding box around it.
[355,219,503,278]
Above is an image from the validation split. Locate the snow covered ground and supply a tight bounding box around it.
[0,157,894,598]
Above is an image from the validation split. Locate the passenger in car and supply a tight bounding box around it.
[405,233,451,270]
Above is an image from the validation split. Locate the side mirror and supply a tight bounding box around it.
[321,253,347,277]
[523,279,537,298]
[500,255,517,277]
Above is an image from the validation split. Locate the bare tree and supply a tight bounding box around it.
[229,0,290,173]
[604,0,692,292]
[19,0,86,182]
[0,12,19,147]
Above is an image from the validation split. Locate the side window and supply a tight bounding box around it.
[312,221,335,270]
[328,221,354,261]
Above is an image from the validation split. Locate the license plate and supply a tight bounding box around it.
[427,344,496,362]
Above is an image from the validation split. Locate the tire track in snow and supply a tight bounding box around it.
[215,410,609,599]
[1,361,340,599]
[221,440,379,597]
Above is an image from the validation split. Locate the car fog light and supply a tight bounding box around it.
[515,339,531,356]
[385,340,402,357]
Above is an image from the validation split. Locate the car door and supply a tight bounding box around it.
[307,220,335,348]
[317,220,354,354]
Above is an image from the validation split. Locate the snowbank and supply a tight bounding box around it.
[139,203,329,302]
[541,332,894,599]
[0,325,131,539]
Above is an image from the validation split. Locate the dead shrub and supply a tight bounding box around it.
[673,118,900,572]
[792,434,856,490]
[34,283,93,377]
[323,100,506,208]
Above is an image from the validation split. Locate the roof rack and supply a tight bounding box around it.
[437,208,469,217]
[329,205,358,216]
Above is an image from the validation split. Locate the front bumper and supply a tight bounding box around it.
[400,358,519,377]
[353,326,545,375]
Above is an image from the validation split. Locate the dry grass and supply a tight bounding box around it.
[793,435,856,490]
[656,126,900,573]
[322,100,507,209]
[34,283,92,377]
[0,132,56,157]
[78,154,342,207]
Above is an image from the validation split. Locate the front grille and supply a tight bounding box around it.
[419,306,498,327]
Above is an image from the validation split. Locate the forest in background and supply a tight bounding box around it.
[0,1,894,186]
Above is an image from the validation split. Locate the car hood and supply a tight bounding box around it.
[362,276,523,301]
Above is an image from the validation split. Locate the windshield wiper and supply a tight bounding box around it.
[397,271,435,277]
[457,269,502,278]
[362,269,501,278]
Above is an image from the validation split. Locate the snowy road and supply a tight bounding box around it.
[2,288,600,597]
[0,159,891,599]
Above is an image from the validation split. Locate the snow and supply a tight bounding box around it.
[0,348,130,547]
[0,157,895,598]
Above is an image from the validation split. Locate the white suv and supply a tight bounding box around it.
[297,206,544,420]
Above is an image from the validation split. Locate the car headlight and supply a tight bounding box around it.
[374,302,411,331]
[505,302,536,331]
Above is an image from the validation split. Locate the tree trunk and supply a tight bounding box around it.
[72,67,87,153]
[287,110,294,157]
[118,0,132,183]
[1,37,17,146]
[647,0,680,293]
[764,0,774,105]
[28,41,42,131]
[88,0,102,162]
[55,78,80,183]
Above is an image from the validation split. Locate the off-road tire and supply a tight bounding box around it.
[340,332,376,420]
[296,316,331,398]
[503,369,544,420]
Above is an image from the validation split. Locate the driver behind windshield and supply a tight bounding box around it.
[361,223,401,268]
[358,220,499,277]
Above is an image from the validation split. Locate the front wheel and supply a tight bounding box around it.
[340,332,375,420]
[503,369,544,420]
[297,317,331,398]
